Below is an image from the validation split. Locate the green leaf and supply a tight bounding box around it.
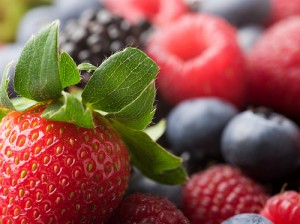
[82,48,159,114]
[59,51,80,88]
[105,82,156,130]
[0,61,15,110]
[78,63,97,72]
[11,97,38,111]
[144,119,166,142]
[110,119,188,185]
[42,91,94,128]
[14,20,62,101]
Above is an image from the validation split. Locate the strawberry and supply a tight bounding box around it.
[0,105,130,223]
[182,164,269,224]
[108,193,190,224]
[102,0,188,27]
[246,16,300,120]
[260,190,300,224]
[146,13,246,108]
[0,21,187,223]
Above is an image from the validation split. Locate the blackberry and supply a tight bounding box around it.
[59,7,152,86]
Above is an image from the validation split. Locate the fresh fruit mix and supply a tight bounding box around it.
[1,0,300,223]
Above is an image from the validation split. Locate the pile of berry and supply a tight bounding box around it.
[1,0,300,223]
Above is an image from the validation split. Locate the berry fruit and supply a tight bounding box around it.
[260,190,300,224]
[182,164,269,224]
[222,213,273,224]
[146,13,246,108]
[166,97,238,157]
[192,0,271,27]
[246,16,300,120]
[103,0,188,27]
[0,106,131,223]
[60,8,151,87]
[268,0,300,25]
[109,193,190,224]
[221,107,300,181]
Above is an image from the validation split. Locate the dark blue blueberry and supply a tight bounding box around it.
[221,107,300,181]
[0,44,23,97]
[222,213,273,224]
[16,0,102,44]
[16,6,60,44]
[126,168,182,208]
[237,25,264,53]
[166,97,238,158]
[191,0,271,27]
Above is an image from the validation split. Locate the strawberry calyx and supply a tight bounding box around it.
[0,20,188,185]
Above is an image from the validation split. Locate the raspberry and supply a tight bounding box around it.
[109,193,190,224]
[182,164,269,224]
[103,0,188,26]
[260,190,300,224]
[246,16,300,120]
[268,0,300,25]
[146,13,246,108]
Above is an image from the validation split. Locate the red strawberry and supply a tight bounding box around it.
[0,21,187,223]
[0,105,131,223]
[146,13,246,108]
[108,193,190,224]
[246,16,300,120]
[182,164,269,224]
[268,0,300,25]
[260,190,300,224]
[102,0,188,27]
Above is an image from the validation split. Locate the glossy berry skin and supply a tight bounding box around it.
[193,0,271,27]
[260,191,300,224]
[146,13,246,108]
[222,213,273,224]
[182,164,269,224]
[109,193,190,224]
[0,106,131,223]
[221,108,300,181]
[166,97,238,157]
[246,16,300,120]
[268,0,300,24]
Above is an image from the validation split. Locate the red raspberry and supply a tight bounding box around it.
[268,0,300,25]
[109,193,190,224]
[102,0,188,26]
[146,13,246,108]
[182,164,269,224]
[260,190,300,224]
[246,16,300,119]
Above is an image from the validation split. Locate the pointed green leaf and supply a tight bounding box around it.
[110,119,188,185]
[0,61,15,110]
[42,91,94,128]
[78,63,97,72]
[82,48,159,114]
[105,82,156,130]
[14,20,62,101]
[59,51,80,88]
[144,119,166,142]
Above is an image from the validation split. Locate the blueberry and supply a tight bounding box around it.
[16,6,60,44]
[237,25,264,53]
[221,107,300,181]
[192,0,271,27]
[222,213,273,224]
[0,44,23,97]
[166,97,238,158]
[16,1,102,44]
[126,168,182,208]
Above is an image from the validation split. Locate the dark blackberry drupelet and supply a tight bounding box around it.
[59,7,152,86]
